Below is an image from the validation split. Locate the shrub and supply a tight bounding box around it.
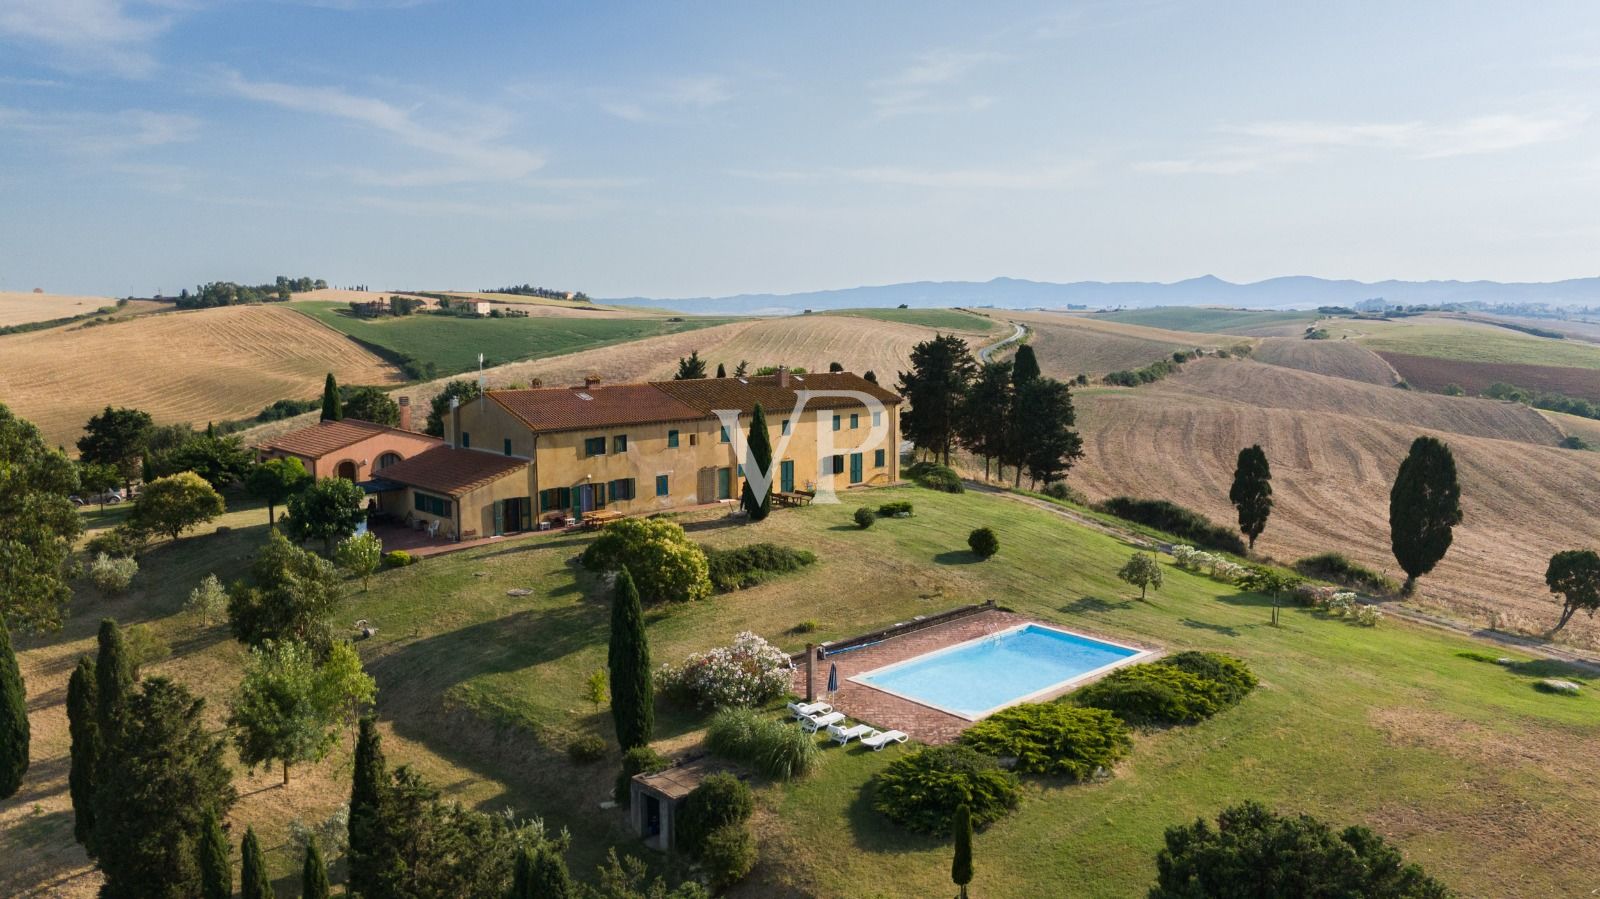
[89,552,138,594]
[186,573,228,626]
[1158,652,1258,705]
[1293,583,1339,608]
[871,744,1021,836]
[1093,497,1247,555]
[699,824,757,892]
[86,523,150,559]
[705,708,821,780]
[961,704,1131,779]
[614,746,669,806]
[123,623,171,676]
[906,461,964,493]
[1355,604,1383,627]
[675,773,754,858]
[1293,552,1399,595]
[1040,482,1087,505]
[658,632,793,709]
[383,550,414,569]
[702,543,816,592]
[877,500,914,517]
[968,527,999,559]
[792,620,818,634]
[568,733,607,764]
[853,507,876,529]
[582,518,712,604]
[1074,653,1257,726]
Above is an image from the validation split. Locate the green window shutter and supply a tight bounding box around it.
[461,432,470,448]
[832,415,840,431]
[850,413,859,428]
[781,419,790,435]
[656,475,669,496]
[503,438,512,456]
[668,429,679,448]
[875,449,886,467]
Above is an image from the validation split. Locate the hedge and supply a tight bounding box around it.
[871,745,1021,835]
[1073,653,1257,726]
[1093,497,1247,555]
[961,704,1131,779]
[702,543,816,593]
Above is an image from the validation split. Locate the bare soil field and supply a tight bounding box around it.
[0,305,399,448]
[1377,351,1600,404]
[1540,409,1600,446]
[0,291,128,327]
[1000,310,1231,378]
[1071,373,1600,645]
[1253,337,1398,385]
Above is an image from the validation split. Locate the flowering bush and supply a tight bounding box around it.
[1294,583,1339,608]
[1211,560,1246,582]
[89,552,138,594]
[1355,604,1383,627]
[1170,544,1200,569]
[658,631,792,709]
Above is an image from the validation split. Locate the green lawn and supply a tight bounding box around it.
[12,487,1597,897]
[1096,307,1315,335]
[826,308,996,332]
[292,302,733,376]
[1356,320,1600,369]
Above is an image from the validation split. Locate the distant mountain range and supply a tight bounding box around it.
[606,275,1600,316]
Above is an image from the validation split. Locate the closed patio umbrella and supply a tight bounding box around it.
[827,662,839,693]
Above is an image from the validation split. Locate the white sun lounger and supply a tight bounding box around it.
[860,729,909,750]
[788,700,833,720]
[827,723,875,746]
[800,710,845,733]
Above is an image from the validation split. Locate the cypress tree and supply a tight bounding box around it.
[1012,344,1040,384]
[1228,445,1274,550]
[1389,436,1463,595]
[321,373,342,421]
[301,840,330,899]
[952,804,974,899]
[240,826,271,899]
[67,655,99,851]
[197,807,231,899]
[510,846,535,899]
[607,568,653,751]
[740,403,774,521]
[0,615,28,800]
[716,362,727,378]
[347,715,390,899]
[95,618,133,743]
[530,846,574,898]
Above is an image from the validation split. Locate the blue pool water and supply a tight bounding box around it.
[853,624,1145,719]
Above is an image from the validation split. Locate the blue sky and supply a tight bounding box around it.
[2,1,1598,298]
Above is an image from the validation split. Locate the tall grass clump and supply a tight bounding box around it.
[1093,497,1246,555]
[706,708,821,780]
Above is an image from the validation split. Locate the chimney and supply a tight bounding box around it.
[584,375,601,391]
[777,366,790,388]
[449,396,462,447]
[397,396,412,431]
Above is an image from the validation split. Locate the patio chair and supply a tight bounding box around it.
[426,520,439,539]
[787,700,832,720]
[860,729,909,751]
[826,723,875,746]
[799,710,845,733]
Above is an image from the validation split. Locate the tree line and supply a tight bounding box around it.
[176,276,326,309]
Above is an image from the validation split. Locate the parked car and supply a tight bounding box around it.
[71,489,124,506]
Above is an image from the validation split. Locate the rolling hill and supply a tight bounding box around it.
[997,310,1233,378]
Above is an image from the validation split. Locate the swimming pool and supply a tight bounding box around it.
[850,623,1152,720]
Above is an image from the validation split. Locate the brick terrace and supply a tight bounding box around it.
[789,608,1111,745]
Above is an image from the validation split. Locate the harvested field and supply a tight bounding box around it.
[828,307,996,332]
[0,291,129,327]
[1072,380,1600,645]
[1378,351,1600,404]
[1095,306,1317,336]
[1541,410,1600,447]
[1254,337,1398,385]
[1357,319,1600,369]
[0,305,399,448]
[1001,310,1230,378]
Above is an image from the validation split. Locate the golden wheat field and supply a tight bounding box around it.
[1071,358,1600,645]
[1252,336,1399,385]
[0,291,123,327]
[1000,310,1231,378]
[0,305,399,448]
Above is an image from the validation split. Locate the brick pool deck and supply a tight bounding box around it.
[790,609,1152,745]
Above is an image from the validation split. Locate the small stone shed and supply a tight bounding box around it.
[629,756,735,851]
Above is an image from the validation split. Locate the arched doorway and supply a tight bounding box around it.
[375,451,402,472]
[336,460,358,480]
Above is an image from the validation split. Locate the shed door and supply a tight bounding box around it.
[780,459,795,493]
[697,467,716,502]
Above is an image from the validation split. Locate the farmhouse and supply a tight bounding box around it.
[364,370,900,541]
[256,398,440,480]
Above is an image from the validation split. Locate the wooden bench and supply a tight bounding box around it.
[775,491,815,507]
[583,510,624,529]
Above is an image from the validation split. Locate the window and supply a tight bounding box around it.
[781,419,790,435]
[614,434,628,453]
[413,491,451,517]
[584,436,606,457]
[875,448,886,468]
[832,414,841,431]
[828,454,844,475]
[655,474,670,496]
[608,478,636,501]
[719,425,730,443]
[538,487,572,512]
[461,432,471,448]
[503,438,512,456]
[689,433,699,446]
[872,410,882,427]
[850,413,859,429]
[667,429,679,448]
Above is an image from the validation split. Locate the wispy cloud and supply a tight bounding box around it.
[0,104,200,154]
[352,194,599,219]
[870,50,998,118]
[0,0,171,76]
[734,161,1088,191]
[600,75,733,124]
[221,70,544,185]
[1139,110,1588,174]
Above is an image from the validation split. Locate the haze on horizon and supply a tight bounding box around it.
[2,0,1598,298]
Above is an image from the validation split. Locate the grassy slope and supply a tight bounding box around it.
[1096,307,1315,335]
[826,308,996,332]
[292,301,733,375]
[8,488,1596,897]
[1357,320,1600,369]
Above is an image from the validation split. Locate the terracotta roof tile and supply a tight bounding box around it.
[259,419,439,458]
[649,372,901,416]
[489,384,704,434]
[376,446,527,497]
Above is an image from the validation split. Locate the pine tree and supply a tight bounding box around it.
[0,615,28,799]
[66,655,99,851]
[530,846,574,897]
[1013,378,1084,488]
[197,807,231,899]
[1389,436,1463,595]
[1229,445,1274,550]
[957,361,1013,481]
[321,373,342,421]
[347,716,391,899]
[1012,344,1040,384]
[952,804,974,899]
[898,334,979,464]
[608,568,653,751]
[94,678,237,899]
[674,351,707,380]
[302,840,330,899]
[240,826,271,899]
[740,403,774,521]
